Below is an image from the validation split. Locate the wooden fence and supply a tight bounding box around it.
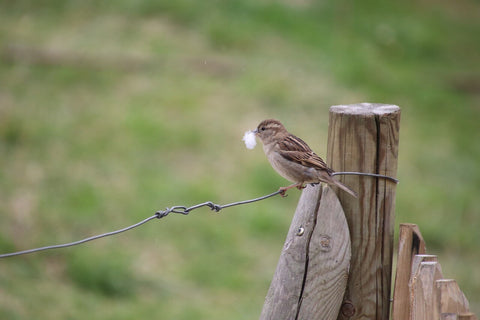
[259,103,477,320]
[392,223,477,320]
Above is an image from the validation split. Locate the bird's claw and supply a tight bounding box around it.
[278,187,289,198]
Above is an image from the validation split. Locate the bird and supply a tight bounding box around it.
[254,119,357,198]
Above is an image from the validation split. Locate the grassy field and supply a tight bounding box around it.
[1,0,479,318]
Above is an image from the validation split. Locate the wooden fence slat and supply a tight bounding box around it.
[327,103,400,320]
[260,184,351,320]
[297,186,351,319]
[436,279,470,315]
[260,185,321,319]
[411,261,443,320]
[392,223,426,320]
[391,232,478,320]
[410,255,439,285]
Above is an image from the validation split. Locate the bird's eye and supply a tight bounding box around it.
[261,127,266,131]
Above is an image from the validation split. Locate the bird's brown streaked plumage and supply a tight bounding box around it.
[255,119,357,197]
[277,136,333,175]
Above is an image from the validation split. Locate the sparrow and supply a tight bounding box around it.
[254,119,357,198]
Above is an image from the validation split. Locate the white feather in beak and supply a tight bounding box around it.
[242,130,257,149]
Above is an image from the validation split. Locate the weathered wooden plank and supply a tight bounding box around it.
[297,186,351,319]
[260,184,351,320]
[260,184,322,319]
[436,279,470,316]
[327,103,400,320]
[411,255,439,284]
[411,261,443,320]
[392,223,426,320]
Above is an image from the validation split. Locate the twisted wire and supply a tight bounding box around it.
[0,190,281,258]
[0,170,396,259]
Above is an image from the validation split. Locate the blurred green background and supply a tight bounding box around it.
[1,0,479,318]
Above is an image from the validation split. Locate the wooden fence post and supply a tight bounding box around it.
[327,103,400,320]
[260,184,351,320]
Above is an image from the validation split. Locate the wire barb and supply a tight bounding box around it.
[0,190,282,259]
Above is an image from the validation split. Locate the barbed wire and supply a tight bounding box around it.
[0,190,282,259]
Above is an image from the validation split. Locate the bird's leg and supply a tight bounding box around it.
[278,183,303,197]
[296,184,306,190]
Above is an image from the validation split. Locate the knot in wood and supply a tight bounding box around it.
[341,301,356,317]
[319,235,332,252]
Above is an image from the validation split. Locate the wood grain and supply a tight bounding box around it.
[411,261,444,320]
[436,279,470,315]
[260,184,351,320]
[297,186,351,319]
[327,103,400,320]
[392,223,427,320]
[260,184,322,319]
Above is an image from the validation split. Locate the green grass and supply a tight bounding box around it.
[1,0,479,318]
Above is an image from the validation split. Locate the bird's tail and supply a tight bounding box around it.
[332,179,358,198]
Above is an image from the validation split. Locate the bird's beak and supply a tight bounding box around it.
[253,129,258,135]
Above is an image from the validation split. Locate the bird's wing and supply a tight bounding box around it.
[277,135,333,173]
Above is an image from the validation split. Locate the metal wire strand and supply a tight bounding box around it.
[332,171,399,183]
[0,171,396,259]
[0,190,282,259]
[0,215,159,258]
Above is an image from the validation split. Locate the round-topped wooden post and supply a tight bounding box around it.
[328,103,400,320]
